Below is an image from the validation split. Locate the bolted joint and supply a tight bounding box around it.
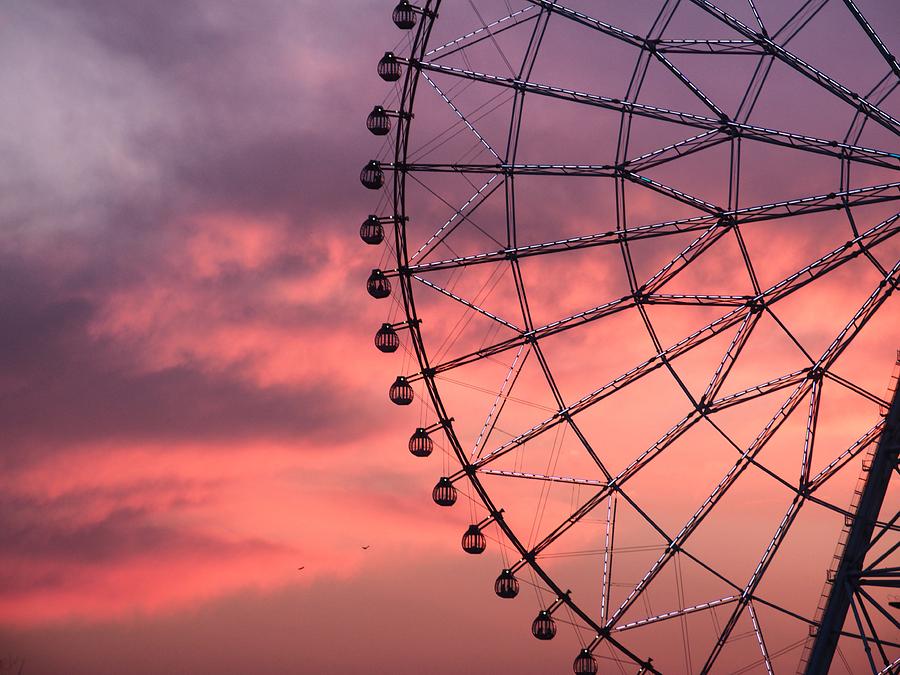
[718,122,736,136]
[473,508,504,530]
[717,214,737,228]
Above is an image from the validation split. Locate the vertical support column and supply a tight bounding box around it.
[805,381,900,674]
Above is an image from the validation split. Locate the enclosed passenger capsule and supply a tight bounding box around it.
[367,106,391,135]
[392,1,418,29]
[377,52,402,81]
[374,323,399,352]
[360,160,384,190]
[408,428,433,457]
[573,650,598,675]
[461,524,486,554]
[389,376,414,405]
[531,611,557,640]
[494,569,519,598]
[432,477,457,506]
[360,215,384,245]
[366,269,391,299]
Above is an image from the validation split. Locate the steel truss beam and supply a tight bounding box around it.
[688,0,900,135]
[386,182,900,276]
[804,383,900,674]
[407,59,900,169]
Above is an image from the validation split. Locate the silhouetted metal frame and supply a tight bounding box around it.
[804,386,900,674]
[382,1,900,672]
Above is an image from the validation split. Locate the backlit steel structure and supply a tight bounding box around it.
[360,1,899,672]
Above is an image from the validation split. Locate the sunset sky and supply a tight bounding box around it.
[1,1,897,673]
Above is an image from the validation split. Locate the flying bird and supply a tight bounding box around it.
[361,545,371,550]
[297,566,305,571]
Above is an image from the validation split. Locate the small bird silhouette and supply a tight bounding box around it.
[297,566,305,571]
[361,545,371,550]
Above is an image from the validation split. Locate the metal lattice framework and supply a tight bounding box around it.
[360,1,899,672]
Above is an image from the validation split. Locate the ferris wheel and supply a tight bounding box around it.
[359,1,900,673]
